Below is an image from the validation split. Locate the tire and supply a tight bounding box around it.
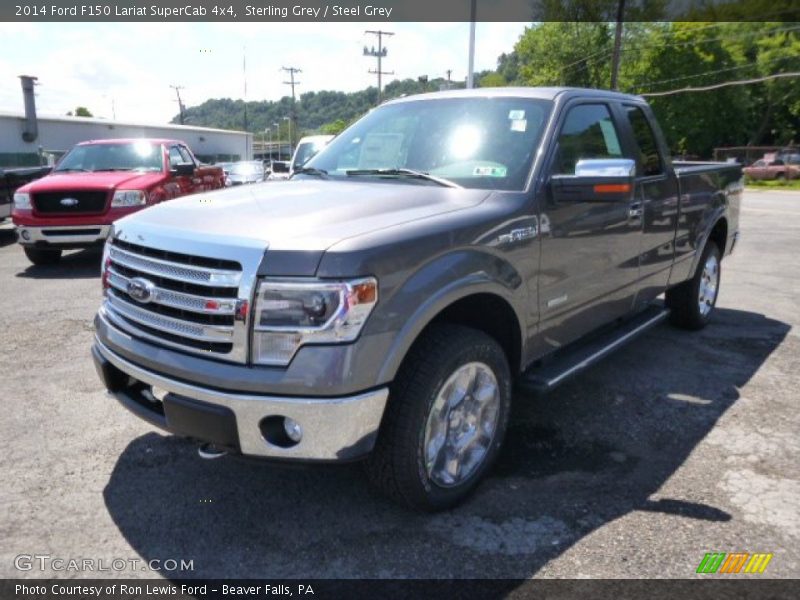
[364,323,512,511]
[666,240,721,330]
[23,247,62,266]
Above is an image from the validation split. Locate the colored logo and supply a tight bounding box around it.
[696,552,773,574]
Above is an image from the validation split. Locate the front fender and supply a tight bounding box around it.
[367,249,527,383]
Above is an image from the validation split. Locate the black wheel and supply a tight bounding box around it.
[23,247,62,266]
[666,240,721,330]
[365,323,511,511]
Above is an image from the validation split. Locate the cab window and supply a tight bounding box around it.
[624,105,663,177]
[554,104,623,175]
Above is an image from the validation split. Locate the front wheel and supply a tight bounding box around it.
[365,323,511,511]
[23,247,62,266]
[666,240,721,330]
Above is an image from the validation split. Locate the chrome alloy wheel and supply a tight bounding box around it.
[698,253,720,317]
[423,362,501,487]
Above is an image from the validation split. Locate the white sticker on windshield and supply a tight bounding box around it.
[473,165,508,177]
[508,110,525,120]
[510,119,527,132]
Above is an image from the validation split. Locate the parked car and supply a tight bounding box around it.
[92,88,741,510]
[743,157,799,181]
[290,135,334,174]
[0,166,52,222]
[12,139,224,265]
[224,161,268,186]
[267,160,291,180]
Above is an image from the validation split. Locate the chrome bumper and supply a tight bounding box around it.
[94,338,389,461]
[16,224,111,245]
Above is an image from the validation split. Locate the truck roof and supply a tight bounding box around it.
[384,86,645,105]
[75,138,185,146]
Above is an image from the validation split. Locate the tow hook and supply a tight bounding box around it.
[197,443,228,460]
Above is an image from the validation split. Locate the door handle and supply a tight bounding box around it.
[628,202,643,220]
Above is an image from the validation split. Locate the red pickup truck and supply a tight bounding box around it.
[12,138,224,265]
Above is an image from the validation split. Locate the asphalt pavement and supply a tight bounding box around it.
[0,189,798,580]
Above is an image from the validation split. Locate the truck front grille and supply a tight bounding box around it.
[33,191,108,214]
[103,239,246,361]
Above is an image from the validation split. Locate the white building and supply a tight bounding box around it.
[0,111,253,168]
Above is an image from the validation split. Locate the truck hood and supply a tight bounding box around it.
[118,179,492,252]
[22,170,164,192]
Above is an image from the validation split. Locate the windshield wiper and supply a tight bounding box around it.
[95,168,135,172]
[345,168,459,188]
[292,166,328,179]
[54,168,90,172]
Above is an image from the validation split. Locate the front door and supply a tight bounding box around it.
[537,102,644,351]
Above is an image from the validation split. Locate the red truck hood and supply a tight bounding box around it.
[20,171,164,192]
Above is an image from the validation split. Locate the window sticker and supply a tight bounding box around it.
[473,165,508,177]
[508,109,525,120]
[357,132,405,169]
[510,119,527,132]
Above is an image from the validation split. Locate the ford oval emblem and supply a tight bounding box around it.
[60,197,79,207]
[127,277,156,304]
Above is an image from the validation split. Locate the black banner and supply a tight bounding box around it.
[3,0,800,23]
[2,579,798,600]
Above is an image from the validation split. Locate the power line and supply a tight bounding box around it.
[364,30,394,104]
[639,71,800,97]
[633,52,800,91]
[563,22,800,77]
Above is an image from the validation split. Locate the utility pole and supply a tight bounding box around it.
[243,48,248,135]
[170,85,185,124]
[281,66,301,149]
[364,30,394,104]
[446,69,453,89]
[610,0,626,90]
[466,0,476,88]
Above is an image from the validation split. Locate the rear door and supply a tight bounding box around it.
[618,103,680,308]
[537,101,644,349]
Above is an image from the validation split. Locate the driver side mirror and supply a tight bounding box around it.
[171,163,195,177]
[550,158,636,203]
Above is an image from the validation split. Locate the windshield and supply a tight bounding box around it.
[292,141,327,170]
[55,141,163,172]
[307,97,551,190]
[229,161,263,175]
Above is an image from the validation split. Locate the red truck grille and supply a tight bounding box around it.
[33,191,108,214]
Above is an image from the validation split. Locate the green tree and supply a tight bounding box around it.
[74,106,93,117]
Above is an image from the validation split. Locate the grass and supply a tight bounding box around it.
[744,178,800,190]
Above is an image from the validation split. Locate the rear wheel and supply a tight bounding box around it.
[23,247,62,266]
[666,241,721,330]
[365,324,511,511]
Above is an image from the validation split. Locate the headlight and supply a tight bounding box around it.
[13,192,31,209]
[111,190,147,207]
[252,277,378,366]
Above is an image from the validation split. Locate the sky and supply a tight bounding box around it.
[0,22,528,125]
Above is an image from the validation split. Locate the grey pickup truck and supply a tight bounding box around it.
[92,88,742,510]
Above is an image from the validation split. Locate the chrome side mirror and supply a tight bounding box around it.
[575,158,636,178]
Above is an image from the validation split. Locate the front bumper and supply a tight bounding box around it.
[15,224,111,247]
[93,338,389,461]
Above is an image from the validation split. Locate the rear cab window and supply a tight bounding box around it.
[623,105,664,177]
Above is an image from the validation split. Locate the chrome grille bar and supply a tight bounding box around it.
[106,292,234,342]
[107,267,237,315]
[108,245,241,287]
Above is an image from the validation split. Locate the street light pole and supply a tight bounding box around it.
[283,116,292,157]
[273,122,279,160]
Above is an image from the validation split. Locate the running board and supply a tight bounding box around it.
[518,305,670,394]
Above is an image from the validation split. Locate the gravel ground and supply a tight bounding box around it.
[0,189,798,580]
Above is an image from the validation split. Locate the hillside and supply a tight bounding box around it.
[173,77,466,137]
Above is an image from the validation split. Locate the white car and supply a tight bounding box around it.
[290,135,334,174]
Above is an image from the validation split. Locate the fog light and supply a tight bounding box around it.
[283,417,303,443]
[20,230,31,241]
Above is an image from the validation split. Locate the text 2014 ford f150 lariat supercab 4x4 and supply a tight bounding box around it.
[92,88,742,510]
[12,138,224,265]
